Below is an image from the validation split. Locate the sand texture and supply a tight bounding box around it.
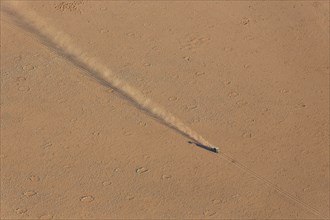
[1,1,329,219]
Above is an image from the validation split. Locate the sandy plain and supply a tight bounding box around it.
[0,1,329,219]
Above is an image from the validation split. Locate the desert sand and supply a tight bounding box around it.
[1,1,329,219]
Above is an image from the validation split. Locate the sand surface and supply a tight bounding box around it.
[1,1,329,219]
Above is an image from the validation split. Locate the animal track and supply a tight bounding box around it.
[123,131,133,136]
[242,132,252,138]
[92,131,101,136]
[203,210,216,216]
[136,167,148,174]
[236,100,248,107]
[303,185,311,192]
[126,32,136,37]
[80,195,94,202]
[168,96,178,101]
[106,88,114,93]
[223,80,232,85]
[102,181,112,186]
[56,98,67,104]
[55,1,84,13]
[142,89,152,95]
[99,29,109,34]
[39,214,53,219]
[29,175,40,182]
[183,56,191,62]
[23,191,37,197]
[18,86,30,92]
[126,196,135,200]
[228,91,239,98]
[212,199,221,204]
[223,47,233,52]
[21,64,35,71]
[41,142,53,149]
[297,103,306,108]
[231,193,240,199]
[138,121,147,127]
[279,89,289,93]
[16,76,27,82]
[185,105,197,110]
[241,17,250,25]
[195,71,205,76]
[15,208,27,214]
[180,37,210,51]
[161,175,172,179]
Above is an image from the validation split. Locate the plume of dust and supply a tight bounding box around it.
[2,2,213,149]
[3,4,327,218]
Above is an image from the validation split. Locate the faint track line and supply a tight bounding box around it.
[220,152,326,219]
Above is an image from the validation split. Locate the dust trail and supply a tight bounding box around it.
[1,2,216,152]
[2,3,327,218]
